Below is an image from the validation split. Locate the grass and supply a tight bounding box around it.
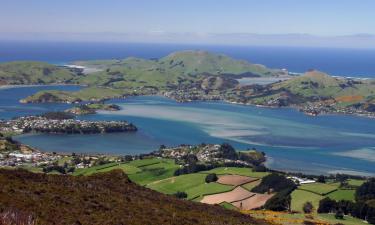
[317,213,368,225]
[128,159,180,185]
[245,210,369,225]
[200,167,269,178]
[126,158,167,167]
[220,202,238,210]
[347,179,365,187]
[327,189,356,201]
[241,180,261,191]
[291,189,324,213]
[298,182,339,195]
[147,173,234,200]
[73,162,141,176]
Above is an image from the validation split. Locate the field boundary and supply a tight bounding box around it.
[297,187,338,196]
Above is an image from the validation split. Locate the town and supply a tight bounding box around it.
[0,113,137,135]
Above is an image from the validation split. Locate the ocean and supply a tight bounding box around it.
[1,41,375,78]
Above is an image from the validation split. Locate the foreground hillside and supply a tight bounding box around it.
[0,169,269,225]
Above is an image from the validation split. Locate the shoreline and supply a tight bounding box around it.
[0,83,84,90]
[1,83,373,119]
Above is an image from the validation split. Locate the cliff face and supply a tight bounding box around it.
[0,169,270,225]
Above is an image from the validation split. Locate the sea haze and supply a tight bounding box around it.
[1,41,375,78]
[2,86,375,176]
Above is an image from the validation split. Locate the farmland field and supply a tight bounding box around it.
[291,189,324,212]
[326,189,355,201]
[200,167,269,178]
[128,159,180,185]
[73,162,140,176]
[298,182,339,195]
[147,173,234,199]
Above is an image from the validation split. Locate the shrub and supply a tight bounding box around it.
[205,173,218,183]
[303,201,313,214]
[173,191,187,199]
[335,209,344,219]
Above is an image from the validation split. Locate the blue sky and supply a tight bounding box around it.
[1,0,375,47]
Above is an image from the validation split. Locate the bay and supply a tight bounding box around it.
[2,86,374,176]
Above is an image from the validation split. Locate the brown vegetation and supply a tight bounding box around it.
[0,169,270,225]
[335,95,364,103]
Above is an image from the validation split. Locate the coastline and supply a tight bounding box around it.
[6,82,374,119]
[0,83,84,90]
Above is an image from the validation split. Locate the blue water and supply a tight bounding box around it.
[1,86,374,176]
[0,85,81,119]
[1,41,375,78]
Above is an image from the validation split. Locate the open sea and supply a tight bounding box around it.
[1,41,375,176]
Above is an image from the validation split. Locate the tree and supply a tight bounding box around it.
[218,143,237,160]
[303,201,314,214]
[252,173,296,193]
[318,198,337,213]
[356,178,375,202]
[205,173,218,183]
[264,188,293,211]
[317,175,326,183]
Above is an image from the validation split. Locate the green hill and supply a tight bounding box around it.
[0,169,269,225]
[0,61,79,85]
[74,50,284,88]
[228,70,375,115]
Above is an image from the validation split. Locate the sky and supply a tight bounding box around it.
[1,0,375,48]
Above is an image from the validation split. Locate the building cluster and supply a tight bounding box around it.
[159,144,253,166]
[163,89,222,103]
[0,148,61,167]
[288,176,316,185]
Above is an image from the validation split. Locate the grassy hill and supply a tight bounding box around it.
[0,169,269,225]
[0,61,79,85]
[272,71,375,100]
[74,50,284,88]
[229,70,375,114]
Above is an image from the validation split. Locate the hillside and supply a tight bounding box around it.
[74,50,284,88]
[228,70,375,115]
[0,169,269,225]
[0,61,80,85]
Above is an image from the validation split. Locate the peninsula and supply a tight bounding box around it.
[0,112,137,135]
[1,50,374,117]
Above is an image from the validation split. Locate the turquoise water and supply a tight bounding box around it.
[1,86,375,176]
